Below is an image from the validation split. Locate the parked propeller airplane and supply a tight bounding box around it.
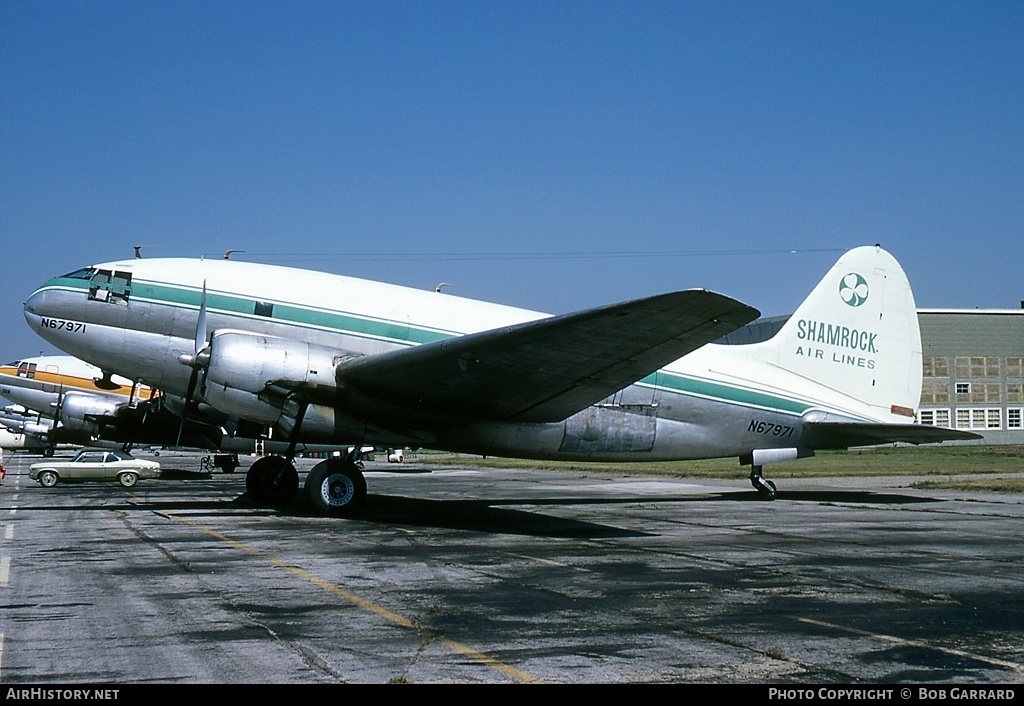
[22,245,978,515]
[0,425,47,452]
[0,355,157,453]
[0,354,352,463]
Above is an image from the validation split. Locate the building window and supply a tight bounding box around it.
[921,381,951,405]
[968,383,1001,403]
[920,409,951,427]
[955,356,1000,378]
[1007,357,1024,379]
[957,408,1002,430]
[1007,383,1024,403]
[1008,408,1023,430]
[955,382,971,396]
[956,409,970,429]
[985,409,1001,429]
[922,357,949,377]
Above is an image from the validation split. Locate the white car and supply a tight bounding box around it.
[30,449,161,488]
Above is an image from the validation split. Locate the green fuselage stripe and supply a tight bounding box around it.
[644,372,809,415]
[38,276,813,417]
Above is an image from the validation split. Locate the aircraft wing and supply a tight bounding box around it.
[336,289,759,424]
[803,422,982,449]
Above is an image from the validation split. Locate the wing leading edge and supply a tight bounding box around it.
[336,289,760,425]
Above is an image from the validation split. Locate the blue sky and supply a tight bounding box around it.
[2,1,1022,363]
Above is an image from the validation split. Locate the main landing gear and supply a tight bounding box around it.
[243,396,367,516]
[243,453,368,516]
[749,464,777,501]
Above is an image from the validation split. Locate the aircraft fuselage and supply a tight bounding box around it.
[23,254,904,463]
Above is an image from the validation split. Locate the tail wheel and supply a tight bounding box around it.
[246,456,299,506]
[756,479,777,501]
[305,458,367,517]
[749,465,777,501]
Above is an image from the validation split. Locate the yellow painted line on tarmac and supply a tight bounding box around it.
[168,513,542,684]
[799,617,1024,674]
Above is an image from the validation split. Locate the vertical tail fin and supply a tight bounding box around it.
[754,245,922,423]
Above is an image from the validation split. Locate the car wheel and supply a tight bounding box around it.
[38,470,58,487]
[118,471,139,488]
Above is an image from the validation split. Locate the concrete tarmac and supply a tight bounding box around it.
[0,450,1022,684]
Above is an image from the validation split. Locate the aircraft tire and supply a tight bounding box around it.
[757,479,777,501]
[246,456,299,506]
[305,458,366,517]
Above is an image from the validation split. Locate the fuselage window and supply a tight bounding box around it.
[254,300,274,318]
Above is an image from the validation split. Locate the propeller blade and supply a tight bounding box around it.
[50,385,65,453]
[175,367,200,448]
[195,280,208,354]
[176,280,210,448]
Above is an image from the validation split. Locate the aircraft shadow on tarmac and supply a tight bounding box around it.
[13,485,942,539]
[336,489,940,537]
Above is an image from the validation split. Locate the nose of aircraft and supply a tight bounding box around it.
[23,285,50,323]
[22,275,99,361]
[23,277,79,341]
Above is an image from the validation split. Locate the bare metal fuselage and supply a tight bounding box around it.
[24,261,826,463]
[24,243,933,467]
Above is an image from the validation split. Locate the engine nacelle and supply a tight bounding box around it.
[58,391,124,436]
[202,331,347,424]
[24,421,52,436]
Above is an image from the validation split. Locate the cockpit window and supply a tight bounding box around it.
[17,361,37,379]
[60,267,96,280]
[88,269,132,305]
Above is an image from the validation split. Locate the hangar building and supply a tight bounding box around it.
[918,308,1024,443]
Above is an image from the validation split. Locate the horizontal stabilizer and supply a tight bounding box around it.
[804,422,982,449]
[338,289,759,424]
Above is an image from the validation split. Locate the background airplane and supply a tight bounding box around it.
[0,355,221,454]
[0,354,367,466]
[23,245,979,515]
[0,424,48,452]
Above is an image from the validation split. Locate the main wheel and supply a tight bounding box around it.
[38,470,58,487]
[305,458,367,517]
[246,456,299,506]
[118,471,139,488]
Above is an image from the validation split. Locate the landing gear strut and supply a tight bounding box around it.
[749,465,777,501]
